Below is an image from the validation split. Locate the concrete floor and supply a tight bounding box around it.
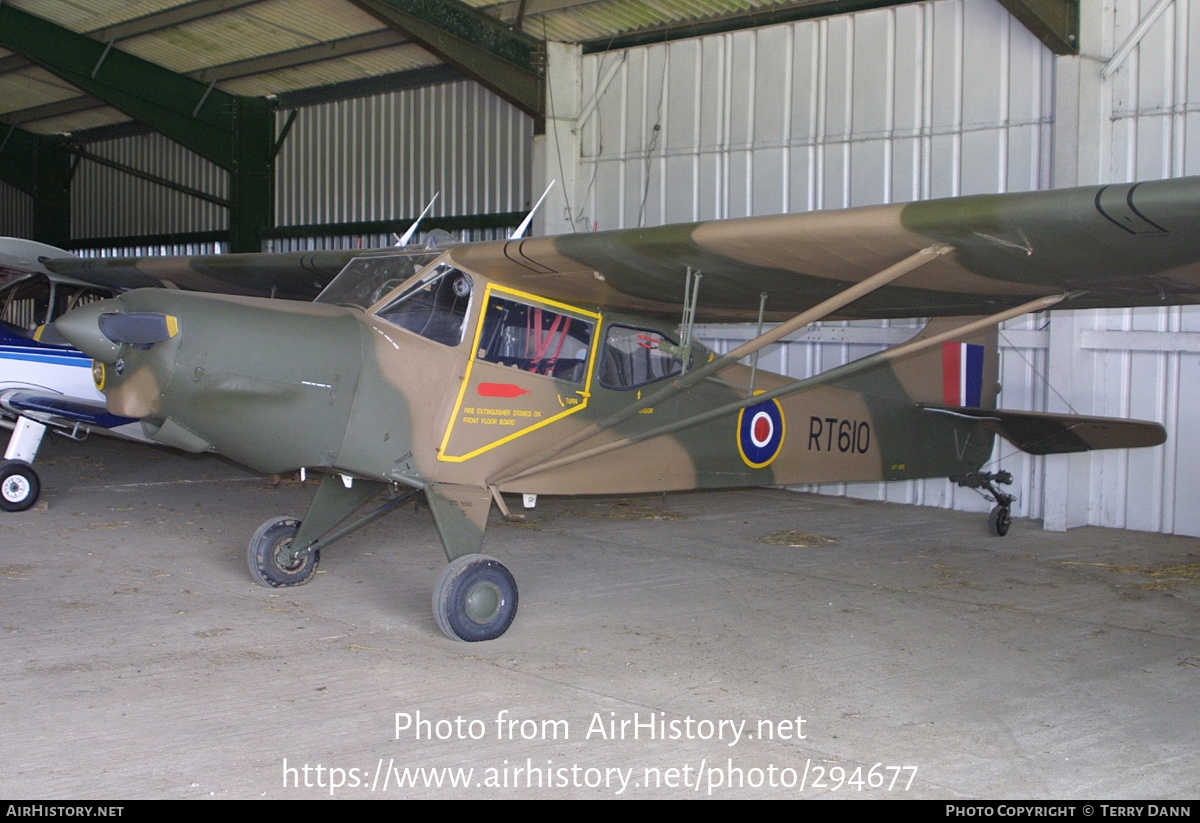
[2,433,1199,799]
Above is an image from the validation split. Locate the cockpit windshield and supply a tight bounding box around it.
[314,250,442,311]
[373,263,474,346]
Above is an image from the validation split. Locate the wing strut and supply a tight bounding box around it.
[490,244,954,484]
[493,292,1067,485]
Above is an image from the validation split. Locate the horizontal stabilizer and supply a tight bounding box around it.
[1,390,137,430]
[923,405,1166,455]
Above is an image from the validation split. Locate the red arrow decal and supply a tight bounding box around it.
[478,382,531,398]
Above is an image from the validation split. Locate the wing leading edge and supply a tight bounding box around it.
[446,177,1200,321]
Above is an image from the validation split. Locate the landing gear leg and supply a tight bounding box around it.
[955,470,1015,537]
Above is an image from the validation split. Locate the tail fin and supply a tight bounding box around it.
[884,317,1000,409]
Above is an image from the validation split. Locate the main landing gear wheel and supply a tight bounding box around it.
[0,460,40,512]
[988,505,1011,537]
[247,516,319,587]
[433,554,518,642]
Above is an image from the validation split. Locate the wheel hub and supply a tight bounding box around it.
[465,581,503,624]
[273,539,306,572]
[3,475,30,502]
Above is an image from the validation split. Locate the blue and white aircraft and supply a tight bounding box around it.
[0,240,148,511]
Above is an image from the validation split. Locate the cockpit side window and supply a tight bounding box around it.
[476,295,594,385]
[598,325,685,390]
[0,277,52,336]
[374,265,473,346]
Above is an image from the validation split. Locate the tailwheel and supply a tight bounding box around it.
[955,470,1016,537]
[433,554,518,642]
[247,515,318,587]
[0,460,40,512]
[988,504,1011,537]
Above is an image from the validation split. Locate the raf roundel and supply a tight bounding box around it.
[737,398,786,468]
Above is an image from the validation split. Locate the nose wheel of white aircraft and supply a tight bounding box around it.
[247,515,319,587]
[0,460,40,512]
[433,554,518,642]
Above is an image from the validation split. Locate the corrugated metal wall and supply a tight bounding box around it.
[577,0,1058,522]
[263,227,512,254]
[65,79,531,248]
[274,80,532,228]
[0,180,34,238]
[71,132,227,240]
[576,0,1053,230]
[1046,0,1200,535]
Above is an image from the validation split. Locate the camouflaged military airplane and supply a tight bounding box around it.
[54,176,1200,642]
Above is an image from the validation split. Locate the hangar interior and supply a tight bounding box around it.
[1,0,1198,537]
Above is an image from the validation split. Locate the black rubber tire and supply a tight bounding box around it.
[0,460,40,513]
[247,516,318,587]
[432,554,518,642]
[988,505,1011,537]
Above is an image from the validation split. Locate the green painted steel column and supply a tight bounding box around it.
[1,127,72,246]
[229,97,275,254]
[33,136,72,247]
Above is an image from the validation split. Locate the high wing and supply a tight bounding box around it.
[446,177,1200,321]
[38,248,362,301]
[1,238,359,301]
[0,238,79,278]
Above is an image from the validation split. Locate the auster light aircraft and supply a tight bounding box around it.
[55,177,1200,642]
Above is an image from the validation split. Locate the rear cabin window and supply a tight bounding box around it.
[598,326,685,390]
[476,296,593,385]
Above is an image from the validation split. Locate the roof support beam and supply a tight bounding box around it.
[1,31,411,128]
[577,0,1079,56]
[64,146,230,208]
[995,0,1079,55]
[349,0,544,120]
[0,5,274,252]
[0,5,249,168]
[0,0,263,75]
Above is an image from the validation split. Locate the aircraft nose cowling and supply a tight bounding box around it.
[68,288,367,476]
[55,298,124,363]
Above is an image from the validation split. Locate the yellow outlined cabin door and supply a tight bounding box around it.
[438,284,601,462]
